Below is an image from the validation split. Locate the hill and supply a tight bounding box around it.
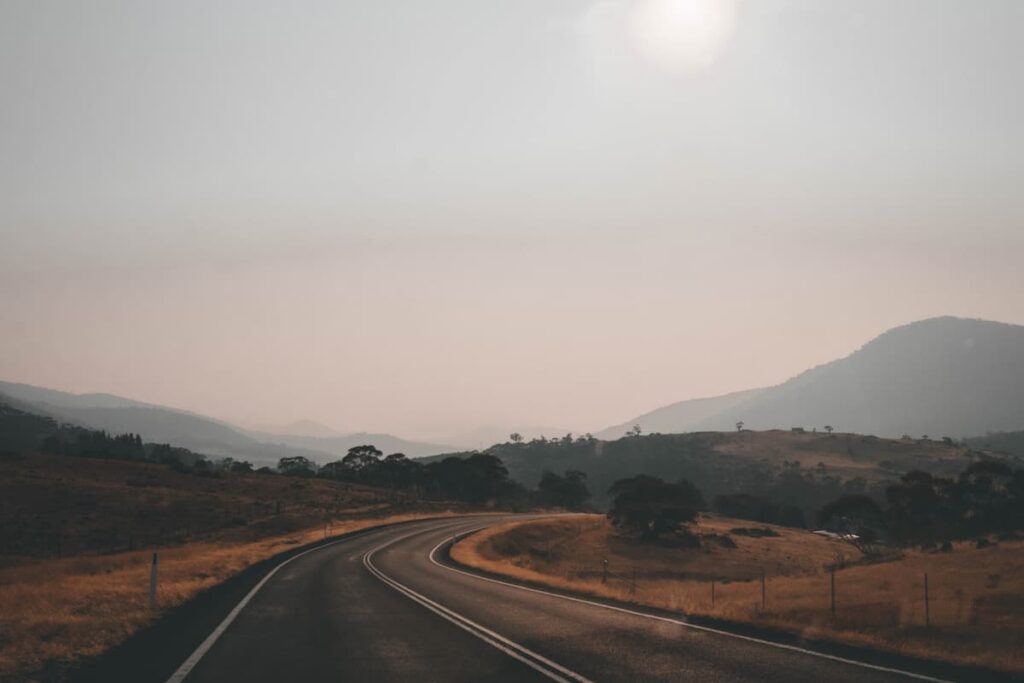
[0,450,469,681]
[598,388,764,440]
[600,317,1024,440]
[0,381,449,465]
[430,429,1020,520]
[965,430,1024,459]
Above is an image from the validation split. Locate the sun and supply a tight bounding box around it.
[629,0,738,74]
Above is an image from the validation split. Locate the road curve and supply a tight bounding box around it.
[174,515,961,683]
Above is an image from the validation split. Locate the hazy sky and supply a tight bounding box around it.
[2,0,1022,440]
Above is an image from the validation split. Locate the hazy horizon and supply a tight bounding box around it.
[3,1,1023,440]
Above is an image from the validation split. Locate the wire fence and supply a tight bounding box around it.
[557,558,1010,630]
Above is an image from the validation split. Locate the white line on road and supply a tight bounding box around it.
[429,529,953,683]
[165,518,468,683]
[363,527,594,683]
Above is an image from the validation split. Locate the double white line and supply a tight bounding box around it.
[362,526,593,683]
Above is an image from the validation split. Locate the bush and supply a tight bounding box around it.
[607,475,705,540]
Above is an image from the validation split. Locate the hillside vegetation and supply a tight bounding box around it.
[0,451,474,681]
[0,452,415,562]
[454,515,1024,673]
[437,429,1014,518]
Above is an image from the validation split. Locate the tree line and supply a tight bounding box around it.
[275,447,595,509]
[817,460,1024,546]
[600,461,1024,547]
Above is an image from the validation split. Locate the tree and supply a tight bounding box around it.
[378,452,422,490]
[607,475,705,539]
[713,493,806,529]
[626,424,642,438]
[318,459,347,479]
[230,460,253,473]
[735,421,744,433]
[340,444,383,482]
[509,433,523,444]
[824,425,834,437]
[537,470,591,510]
[885,470,955,544]
[817,494,886,546]
[277,455,316,477]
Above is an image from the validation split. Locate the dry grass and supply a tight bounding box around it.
[0,451,479,680]
[707,430,973,481]
[453,515,1024,673]
[0,511,467,680]
[0,453,411,561]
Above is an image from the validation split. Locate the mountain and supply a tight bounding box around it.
[601,317,1024,440]
[597,388,765,440]
[0,381,451,464]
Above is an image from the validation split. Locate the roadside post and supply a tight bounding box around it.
[149,552,158,610]
[924,573,930,628]
[711,580,715,608]
[761,569,766,611]
[602,559,608,583]
[830,569,836,618]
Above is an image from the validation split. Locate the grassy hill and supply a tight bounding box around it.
[0,450,471,680]
[966,430,1024,459]
[432,429,1019,519]
[0,450,426,563]
[454,515,1024,673]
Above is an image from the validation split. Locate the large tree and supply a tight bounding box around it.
[537,470,591,510]
[277,455,317,477]
[607,475,705,539]
[816,494,886,545]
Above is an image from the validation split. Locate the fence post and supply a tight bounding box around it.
[711,580,715,608]
[149,552,158,610]
[761,569,766,611]
[602,559,608,583]
[631,568,636,595]
[830,569,836,617]
[924,573,930,628]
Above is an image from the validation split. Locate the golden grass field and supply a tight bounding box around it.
[0,453,481,681]
[452,514,1024,673]
[0,510,468,681]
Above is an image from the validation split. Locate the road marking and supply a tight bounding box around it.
[165,518,468,683]
[363,528,594,683]
[430,527,953,683]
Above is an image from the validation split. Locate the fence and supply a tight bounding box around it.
[563,559,981,630]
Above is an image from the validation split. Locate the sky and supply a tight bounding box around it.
[1,0,1022,441]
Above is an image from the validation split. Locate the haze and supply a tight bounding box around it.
[2,0,1022,440]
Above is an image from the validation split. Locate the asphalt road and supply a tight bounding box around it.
[172,515,957,683]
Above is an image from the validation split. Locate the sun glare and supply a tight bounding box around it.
[629,0,737,74]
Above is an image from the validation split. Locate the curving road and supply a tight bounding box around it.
[169,515,958,683]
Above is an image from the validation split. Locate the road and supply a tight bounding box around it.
[171,515,952,683]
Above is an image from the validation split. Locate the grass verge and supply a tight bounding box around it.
[451,514,1024,674]
[1,510,467,682]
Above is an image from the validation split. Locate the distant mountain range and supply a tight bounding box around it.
[599,317,1024,440]
[0,381,452,464]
